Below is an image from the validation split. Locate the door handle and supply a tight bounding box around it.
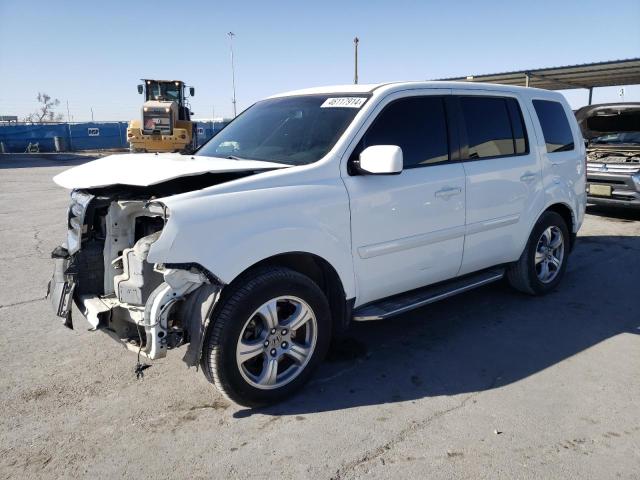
[435,187,462,199]
[520,172,537,183]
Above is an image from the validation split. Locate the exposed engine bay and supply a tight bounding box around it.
[575,103,640,206]
[587,148,640,164]
[48,171,258,363]
[579,103,640,164]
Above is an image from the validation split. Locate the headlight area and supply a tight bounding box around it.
[64,193,214,361]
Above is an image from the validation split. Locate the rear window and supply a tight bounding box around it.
[460,97,516,159]
[533,100,574,152]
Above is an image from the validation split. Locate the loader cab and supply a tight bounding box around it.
[138,80,194,122]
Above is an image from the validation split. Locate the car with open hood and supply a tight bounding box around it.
[48,82,586,406]
[576,102,640,208]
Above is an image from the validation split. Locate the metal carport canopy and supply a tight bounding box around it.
[435,58,640,92]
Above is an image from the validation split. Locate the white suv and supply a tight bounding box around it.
[48,82,586,406]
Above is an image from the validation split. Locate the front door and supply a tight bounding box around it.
[342,91,467,306]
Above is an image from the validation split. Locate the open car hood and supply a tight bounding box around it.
[53,153,290,189]
[575,102,640,140]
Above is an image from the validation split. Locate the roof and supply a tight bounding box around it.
[435,58,640,90]
[268,83,383,98]
[269,81,559,99]
[141,79,185,84]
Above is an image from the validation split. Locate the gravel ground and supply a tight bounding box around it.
[1,154,639,479]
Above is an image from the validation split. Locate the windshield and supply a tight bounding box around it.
[146,82,182,102]
[591,132,640,145]
[196,94,368,165]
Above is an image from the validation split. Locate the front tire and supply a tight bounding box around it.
[507,211,570,295]
[201,267,331,407]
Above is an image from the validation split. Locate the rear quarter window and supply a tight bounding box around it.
[532,100,575,153]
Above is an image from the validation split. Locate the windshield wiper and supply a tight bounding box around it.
[226,155,244,160]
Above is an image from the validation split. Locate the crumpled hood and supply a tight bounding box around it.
[53,152,290,189]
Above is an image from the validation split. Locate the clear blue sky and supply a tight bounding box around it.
[1,0,639,122]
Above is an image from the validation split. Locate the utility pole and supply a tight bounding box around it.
[90,107,94,122]
[354,37,359,84]
[228,31,237,117]
[66,100,73,151]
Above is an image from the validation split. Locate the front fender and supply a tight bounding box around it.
[147,183,356,298]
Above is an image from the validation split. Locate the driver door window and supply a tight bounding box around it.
[354,96,450,168]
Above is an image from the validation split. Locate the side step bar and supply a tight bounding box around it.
[352,268,505,321]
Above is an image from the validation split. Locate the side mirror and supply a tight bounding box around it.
[189,87,195,97]
[137,84,143,94]
[356,145,403,175]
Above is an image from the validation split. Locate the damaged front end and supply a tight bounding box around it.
[47,188,220,362]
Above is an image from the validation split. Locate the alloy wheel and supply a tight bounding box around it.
[235,296,317,390]
[535,226,565,284]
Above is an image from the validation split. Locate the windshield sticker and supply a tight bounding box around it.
[321,97,367,108]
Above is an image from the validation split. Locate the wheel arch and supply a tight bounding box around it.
[219,251,353,337]
[543,202,576,250]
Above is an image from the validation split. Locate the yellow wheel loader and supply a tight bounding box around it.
[127,79,197,154]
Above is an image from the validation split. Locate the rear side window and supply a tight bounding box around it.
[532,100,574,152]
[359,96,449,168]
[460,97,516,159]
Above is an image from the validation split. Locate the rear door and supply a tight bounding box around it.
[342,90,467,306]
[452,90,544,275]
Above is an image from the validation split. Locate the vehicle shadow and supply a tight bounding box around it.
[586,204,640,222]
[0,153,100,169]
[235,233,639,417]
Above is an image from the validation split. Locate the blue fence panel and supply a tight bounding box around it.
[0,120,229,153]
[68,122,128,151]
[0,123,67,152]
[0,122,129,153]
[195,120,229,148]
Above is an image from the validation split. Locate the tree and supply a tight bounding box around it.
[24,92,64,123]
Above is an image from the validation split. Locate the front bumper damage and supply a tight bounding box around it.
[47,190,221,363]
[48,247,75,329]
[48,246,214,360]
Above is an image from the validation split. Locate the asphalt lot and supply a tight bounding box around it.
[1,154,639,479]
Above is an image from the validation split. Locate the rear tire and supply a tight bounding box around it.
[201,267,331,407]
[507,211,570,295]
